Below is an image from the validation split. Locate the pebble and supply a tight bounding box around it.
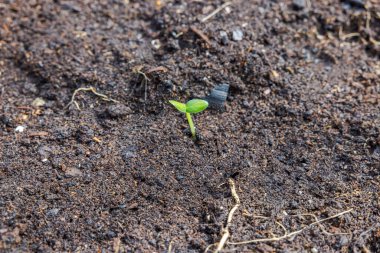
[105,230,116,239]
[256,244,275,252]
[167,39,180,51]
[121,146,137,162]
[46,208,59,217]
[311,247,318,253]
[342,0,365,9]
[290,200,299,209]
[151,39,161,49]
[339,235,349,246]
[293,0,306,10]
[264,88,271,95]
[163,80,175,92]
[105,104,131,119]
[61,3,81,13]
[0,115,12,127]
[31,97,46,107]
[65,167,83,177]
[232,29,243,41]
[38,145,52,158]
[15,126,26,133]
[219,31,229,45]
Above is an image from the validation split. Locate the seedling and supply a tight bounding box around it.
[169,99,209,140]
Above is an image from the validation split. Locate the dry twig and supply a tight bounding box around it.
[133,66,151,112]
[167,240,173,253]
[201,2,232,23]
[190,26,212,45]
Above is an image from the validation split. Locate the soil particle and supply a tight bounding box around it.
[104,104,132,119]
[121,146,138,162]
[219,31,229,45]
[46,208,59,217]
[292,0,307,10]
[63,166,83,177]
[232,28,244,41]
[75,125,95,144]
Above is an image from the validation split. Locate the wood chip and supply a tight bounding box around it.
[190,26,211,45]
[29,131,49,137]
[146,66,169,74]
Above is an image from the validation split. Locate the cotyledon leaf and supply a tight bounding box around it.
[169,100,187,113]
[186,99,209,114]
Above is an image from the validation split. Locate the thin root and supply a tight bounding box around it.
[133,66,151,112]
[167,240,173,253]
[201,2,232,23]
[190,26,212,45]
[66,87,118,110]
[228,209,353,245]
[341,32,360,40]
[208,178,240,253]
[295,213,350,236]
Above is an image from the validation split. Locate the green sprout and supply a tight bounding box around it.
[169,99,209,140]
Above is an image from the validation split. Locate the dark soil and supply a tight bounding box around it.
[1,0,380,252]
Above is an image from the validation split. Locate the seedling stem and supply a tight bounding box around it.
[186,112,196,139]
[169,99,208,140]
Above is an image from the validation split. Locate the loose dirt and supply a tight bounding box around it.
[1,0,379,252]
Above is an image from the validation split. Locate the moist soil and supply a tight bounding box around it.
[1,0,380,252]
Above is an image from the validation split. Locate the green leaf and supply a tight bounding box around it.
[186,99,209,114]
[169,100,186,113]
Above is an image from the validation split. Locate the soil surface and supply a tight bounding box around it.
[1,0,380,252]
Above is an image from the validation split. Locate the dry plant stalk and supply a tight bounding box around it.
[201,2,232,23]
[210,178,240,253]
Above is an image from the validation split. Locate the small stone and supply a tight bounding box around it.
[167,39,180,51]
[258,7,265,14]
[105,230,116,239]
[46,208,59,217]
[311,247,318,253]
[0,115,13,127]
[163,80,175,92]
[105,104,131,119]
[256,244,275,253]
[293,0,306,10]
[38,145,52,159]
[303,110,313,121]
[121,146,137,162]
[61,3,81,12]
[219,31,229,45]
[339,235,349,246]
[242,100,252,108]
[65,167,83,177]
[342,0,365,9]
[15,126,26,133]
[22,82,37,94]
[151,39,161,50]
[290,200,299,209]
[269,70,280,82]
[232,29,243,41]
[32,97,46,107]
